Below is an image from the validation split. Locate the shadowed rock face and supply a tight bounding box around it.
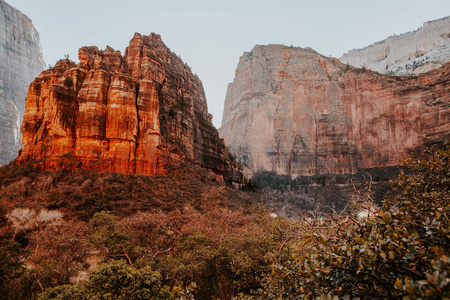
[17,33,232,178]
[0,0,45,165]
[220,44,449,177]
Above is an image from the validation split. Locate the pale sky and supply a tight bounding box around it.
[6,0,450,128]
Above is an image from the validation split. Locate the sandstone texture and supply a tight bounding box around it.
[0,0,45,165]
[17,33,233,178]
[220,44,449,177]
[340,16,450,76]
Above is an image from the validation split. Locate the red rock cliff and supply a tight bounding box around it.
[17,33,231,177]
[219,45,449,177]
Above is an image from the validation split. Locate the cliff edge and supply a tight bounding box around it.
[340,16,450,76]
[0,0,45,165]
[17,33,234,179]
[220,44,449,177]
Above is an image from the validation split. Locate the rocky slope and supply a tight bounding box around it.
[220,44,449,177]
[0,0,45,165]
[340,16,450,76]
[17,33,234,179]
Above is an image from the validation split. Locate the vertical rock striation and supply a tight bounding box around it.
[17,33,232,178]
[0,0,45,164]
[220,44,449,177]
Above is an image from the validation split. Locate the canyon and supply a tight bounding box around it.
[16,33,235,180]
[3,6,448,197]
[0,0,45,165]
[220,44,449,178]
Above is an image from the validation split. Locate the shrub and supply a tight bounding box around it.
[39,260,174,300]
[247,143,449,299]
[0,240,33,299]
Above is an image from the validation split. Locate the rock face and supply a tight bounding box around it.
[340,16,450,76]
[0,0,45,165]
[220,44,449,177]
[17,33,232,178]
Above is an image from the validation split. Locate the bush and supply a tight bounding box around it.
[39,260,174,300]
[0,240,33,299]
[247,143,449,299]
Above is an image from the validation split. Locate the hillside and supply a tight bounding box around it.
[1,143,448,299]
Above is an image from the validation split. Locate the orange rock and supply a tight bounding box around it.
[17,33,233,179]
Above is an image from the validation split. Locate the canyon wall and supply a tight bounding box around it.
[340,16,450,76]
[0,0,45,165]
[17,33,233,179]
[220,44,449,178]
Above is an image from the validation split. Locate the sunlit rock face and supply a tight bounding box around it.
[17,33,233,178]
[340,16,450,76]
[0,0,45,165]
[220,44,449,177]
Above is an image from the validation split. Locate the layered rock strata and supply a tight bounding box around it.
[340,16,450,76]
[220,44,449,177]
[0,0,45,165]
[17,33,232,178]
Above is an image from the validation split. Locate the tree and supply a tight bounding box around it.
[0,240,32,299]
[247,143,449,299]
[7,208,63,253]
[87,211,135,264]
[39,260,174,300]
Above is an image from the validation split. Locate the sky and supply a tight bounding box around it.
[6,0,450,128]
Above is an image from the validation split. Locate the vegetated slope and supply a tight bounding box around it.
[0,162,252,222]
[1,143,448,300]
[243,143,449,300]
[247,165,404,218]
[0,162,260,299]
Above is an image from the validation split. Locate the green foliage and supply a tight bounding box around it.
[0,240,33,299]
[0,240,27,279]
[27,221,87,290]
[160,232,222,297]
[159,217,290,299]
[250,171,291,191]
[249,143,450,299]
[2,145,448,299]
[88,211,140,264]
[39,260,174,300]
[88,211,128,253]
[220,219,291,291]
[37,284,85,300]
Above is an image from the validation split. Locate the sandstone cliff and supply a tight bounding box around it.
[220,44,449,177]
[17,33,233,178]
[340,16,450,76]
[0,0,45,165]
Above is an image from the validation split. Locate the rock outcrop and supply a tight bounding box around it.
[17,33,233,179]
[220,44,449,177]
[340,16,450,76]
[0,0,45,165]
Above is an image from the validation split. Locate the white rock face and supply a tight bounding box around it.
[0,0,45,164]
[340,16,450,76]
